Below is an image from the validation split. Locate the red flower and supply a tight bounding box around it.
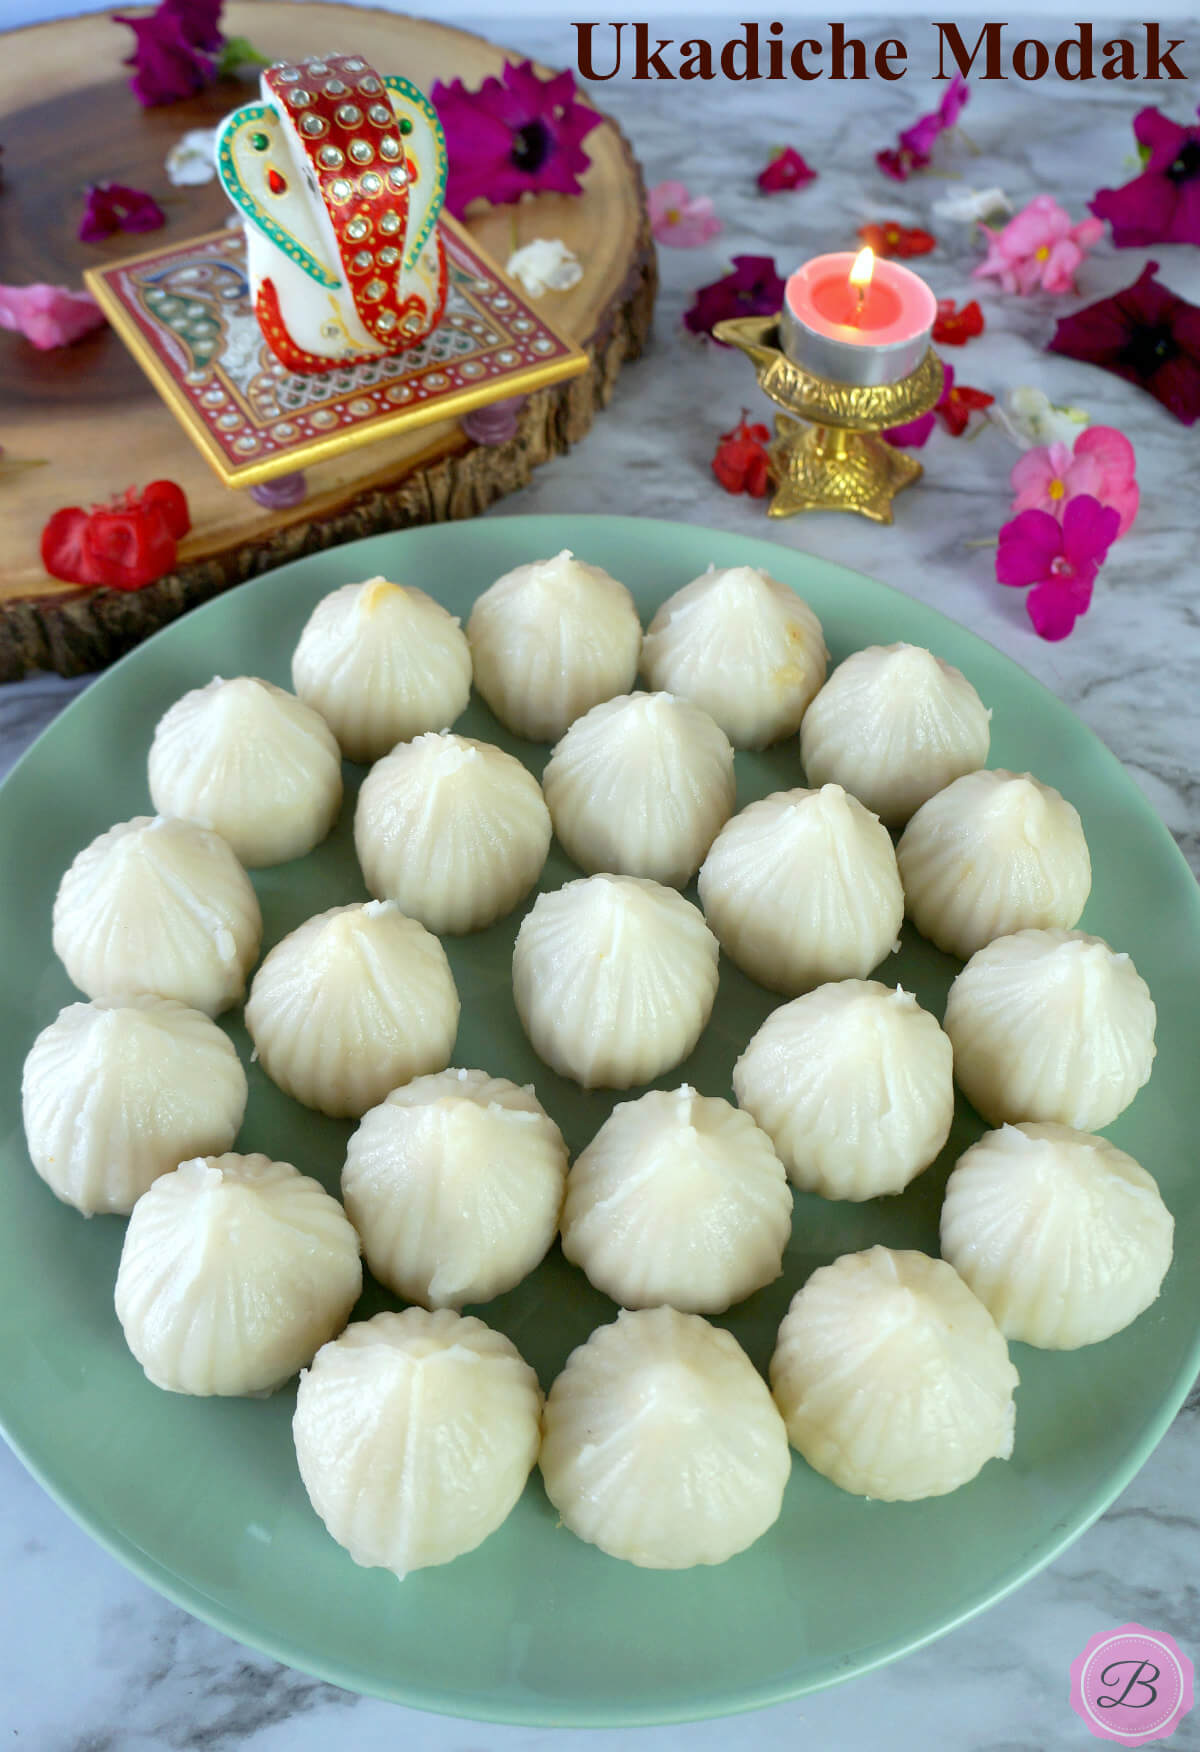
[856,221,936,259]
[932,298,984,345]
[684,255,787,342]
[757,148,817,194]
[41,482,190,590]
[431,60,601,218]
[883,364,993,446]
[1047,260,1200,426]
[712,413,771,497]
[79,183,166,243]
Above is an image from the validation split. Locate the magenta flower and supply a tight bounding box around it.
[877,75,969,181]
[647,180,721,249]
[757,147,817,194]
[431,60,601,218]
[683,255,787,341]
[1090,106,1200,248]
[78,183,166,243]
[114,0,223,106]
[996,495,1120,640]
[1047,261,1200,427]
[1010,427,1138,538]
[0,283,107,349]
[973,195,1103,296]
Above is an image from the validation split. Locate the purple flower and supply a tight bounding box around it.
[683,255,787,341]
[431,60,601,218]
[113,0,223,107]
[996,494,1120,640]
[1090,106,1200,248]
[78,183,166,243]
[877,75,969,182]
[1047,260,1200,427]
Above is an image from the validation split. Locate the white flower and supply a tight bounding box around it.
[166,127,221,188]
[505,239,583,297]
[931,186,1013,225]
[989,387,1091,449]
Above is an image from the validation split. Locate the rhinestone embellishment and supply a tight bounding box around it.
[348,138,374,164]
[286,88,312,107]
[352,250,372,270]
[361,172,383,194]
[379,136,401,160]
[368,104,392,126]
[364,278,387,301]
[379,210,401,234]
[317,144,344,169]
[387,165,408,188]
[377,246,400,265]
[345,216,370,239]
[335,103,362,127]
[330,178,353,202]
[300,113,326,137]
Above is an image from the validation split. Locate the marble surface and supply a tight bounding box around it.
[3,13,1199,1749]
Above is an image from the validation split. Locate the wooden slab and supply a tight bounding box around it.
[0,4,656,678]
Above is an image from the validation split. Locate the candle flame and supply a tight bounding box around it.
[849,246,875,291]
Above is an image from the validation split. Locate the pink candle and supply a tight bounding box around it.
[780,250,936,387]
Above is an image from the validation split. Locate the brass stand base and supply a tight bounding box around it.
[767,417,923,524]
[712,316,944,526]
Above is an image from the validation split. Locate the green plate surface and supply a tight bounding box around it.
[1,515,1197,1725]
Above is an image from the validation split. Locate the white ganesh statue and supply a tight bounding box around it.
[215,52,449,372]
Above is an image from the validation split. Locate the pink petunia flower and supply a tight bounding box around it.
[0,283,107,350]
[757,147,817,194]
[647,180,722,248]
[1010,428,1138,537]
[114,0,221,107]
[79,182,166,243]
[683,255,787,342]
[431,60,601,218]
[877,74,969,181]
[1090,105,1200,248]
[996,494,1120,639]
[973,195,1103,296]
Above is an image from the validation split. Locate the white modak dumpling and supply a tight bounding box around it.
[560,1087,791,1313]
[467,550,642,742]
[541,692,736,887]
[800,643,991,828]
[770,1247,1018,1501]
[52,815,261,1017]
[354,732,551,935]
[941,1123,1174,1350]
[897,770,1092,960]
[640,564,827,749]
[291,576,472,763]
[22,997,247,1217]
[512,875,719,1088]
[699,786,903,996]
[115,1153,362,1397]
[944,929,1156,1130]
[245,902,459,1119]
[293,1308,541,1578]
[342,1069,568,1308]
[540,1307,790,1568]
[733,982,954,1201]
[148,676,343,868]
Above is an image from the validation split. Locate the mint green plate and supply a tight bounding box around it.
[1,516,1197,1725]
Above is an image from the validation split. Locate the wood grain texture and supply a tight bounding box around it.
[0,3,656,678]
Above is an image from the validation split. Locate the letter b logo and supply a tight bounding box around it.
[1071,1626,1193,1743]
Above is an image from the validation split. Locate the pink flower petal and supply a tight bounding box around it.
[1027,578,1088,639]
[0,282,107,349]
[996,507,1063,586]
[1061,493,1120,568]
[1073,426,1139,535]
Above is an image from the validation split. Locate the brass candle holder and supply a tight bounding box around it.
[713,315,944,525]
